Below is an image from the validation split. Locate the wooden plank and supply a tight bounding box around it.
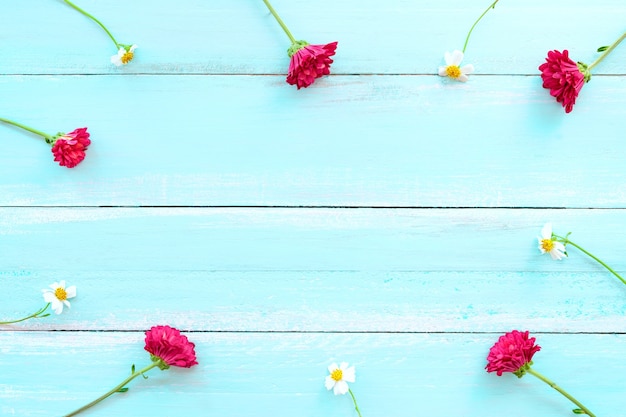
[1,0,624,75]
[0,332,621,417]
[2,75,626,207]
[2,208,625,332]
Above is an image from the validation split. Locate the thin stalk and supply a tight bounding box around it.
[0,303,50,325]
[526,368,596,417]
[462,0,499,53]
[554,234,626,286]
[63,0,120,49]
[0,117,53,140]
[348,388,363,417]
[588,31,626,71]
[262,0,297,44]
[63,362,160,417]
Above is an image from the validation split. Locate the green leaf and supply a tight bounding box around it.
[572,409,585,414]
[131,364,135,374]
[597,46,609,52]
[117,387,129,393]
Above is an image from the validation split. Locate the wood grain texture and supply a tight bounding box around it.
[1,75,625,207]
[1,208,625,332]
[1,0,624,75]
[2,0,625,415]
[1,332,623,417]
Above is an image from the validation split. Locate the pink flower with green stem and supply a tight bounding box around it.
[62,0,137,66]
[63,325,197,417]
[261,0,338,89]
[0,117,90,168]
[487,330,596,417]
[538,223,626,287]
[539,31,626,113]
[439,0,500,82]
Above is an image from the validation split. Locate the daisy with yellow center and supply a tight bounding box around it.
[62,0,136,66]
[43,280,77,315]
[537,223,626,286]
[438,50,474,82]
[538,223,566,260]
[1,281,77,325]
[325,362,362,416]
[111,45,138,66]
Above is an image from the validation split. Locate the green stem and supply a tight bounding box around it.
[261,0,297,44]
[63,0,120,49]
[587,31,626,71]
[526,368,596,417]
[348,388,363,417]
[554,234,626,286]
[63,362,160,417]
[462,0,499,53]
[0,303,50,325]
[0,117,54,141]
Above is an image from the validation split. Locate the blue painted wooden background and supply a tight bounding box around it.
[1,1,625,416]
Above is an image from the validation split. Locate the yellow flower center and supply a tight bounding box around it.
[330,369,343,381]
[121,51,134,64]
[446,65,461,78]
[54,287,68,301]
[541,239,554,252]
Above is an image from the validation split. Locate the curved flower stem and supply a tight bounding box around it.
[0,303,50,325]
[348,388,363,417]
[526,368,596,417]
[0,117,54,141]
[587,31,626,71]
[462,0,499,53]
[62,0,120,49]
[553,233,626,286]
[261,0,297,44]
[63,362,160,417]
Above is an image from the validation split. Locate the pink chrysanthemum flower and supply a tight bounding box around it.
[144,325,198,368]
[50,127,91,168]
[287,41,338,89]
[538,50,586,113]
[486,330,541,377]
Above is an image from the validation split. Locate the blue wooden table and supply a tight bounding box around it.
[1,1,625,416]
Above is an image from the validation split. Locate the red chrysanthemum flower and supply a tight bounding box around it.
[486,330,541,377]
[287,41,338,89]
[144,325,198,368]
[50,127,91,168]
[538,50,587,113]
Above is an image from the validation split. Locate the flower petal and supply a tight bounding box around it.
[541,223,552,239]
[51,300,63,315]
[324,376,336,390]
[65,286,77,299]
[342,366,356,382]
[460,64,474,75]
[438,66,448,76]
[450,50,464,66]
[333,380,349,395]
[327,363,338,373]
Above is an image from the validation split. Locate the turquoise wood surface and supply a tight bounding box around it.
[1,1,625,416]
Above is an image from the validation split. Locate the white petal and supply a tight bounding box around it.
[51,300,63,314]
[438,66,448,77]
[541,223,553,239]
[129,44,138,52]
[450,50,464,66]
[327,363,338,373]
[460,64,474,75]
[49,282,60,290]
[342,366,356,382]
[444,51,453,65]
[333,380,349,395]
[458,74,469,82]
[63,300,71,308]
[339,362,350,370]
[58,280,66,289]
[43,292,56,303]
[65,286,77,299]
[537,240,547,254]
[324,376,336,390]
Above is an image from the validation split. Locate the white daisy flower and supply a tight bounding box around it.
[538,223,567,260]
[325,362,356,395]
[42,280,77,314]
[111,44,138,66]
[438,50,474,82]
